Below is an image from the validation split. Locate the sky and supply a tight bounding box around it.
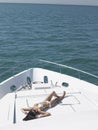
[0,0,98,6]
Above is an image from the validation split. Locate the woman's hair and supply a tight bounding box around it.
[23,110,37,121]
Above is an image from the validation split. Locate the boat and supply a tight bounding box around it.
[0,59,98,130]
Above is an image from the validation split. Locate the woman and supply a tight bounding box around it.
[21,91,66,121]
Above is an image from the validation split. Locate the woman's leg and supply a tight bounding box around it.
[44,91,60,101]
[50,91,66,107]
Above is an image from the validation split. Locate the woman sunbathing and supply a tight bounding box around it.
[21,91,66,121]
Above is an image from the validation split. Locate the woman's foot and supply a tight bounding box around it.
[59,91,66,100]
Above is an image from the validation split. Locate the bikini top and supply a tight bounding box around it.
[38,101,51,110]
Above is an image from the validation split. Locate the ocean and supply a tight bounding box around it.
[0,3,98,84]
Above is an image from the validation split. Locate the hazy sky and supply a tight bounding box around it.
[0,0,98,6]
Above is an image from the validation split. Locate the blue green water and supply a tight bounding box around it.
[0,3,98,83]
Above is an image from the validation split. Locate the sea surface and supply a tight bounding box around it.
[0,3,98,84]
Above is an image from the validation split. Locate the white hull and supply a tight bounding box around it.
[0,61,98,130]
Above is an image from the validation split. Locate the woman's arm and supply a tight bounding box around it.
[37,109,51,118]
[21,107,32,115]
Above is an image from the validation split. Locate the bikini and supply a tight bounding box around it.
[38,101,51,110]
[23,101,51,121]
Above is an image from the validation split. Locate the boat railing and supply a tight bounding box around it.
[0,59,98,86]
[39,59,98,86]
[0,61,29,83]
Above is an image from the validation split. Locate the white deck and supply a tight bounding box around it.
[0,84,98,128]
[0,67,98,130]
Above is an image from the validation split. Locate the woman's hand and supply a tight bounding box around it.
[37,109,51,118]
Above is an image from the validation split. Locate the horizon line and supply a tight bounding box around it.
[0,2,98,7]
